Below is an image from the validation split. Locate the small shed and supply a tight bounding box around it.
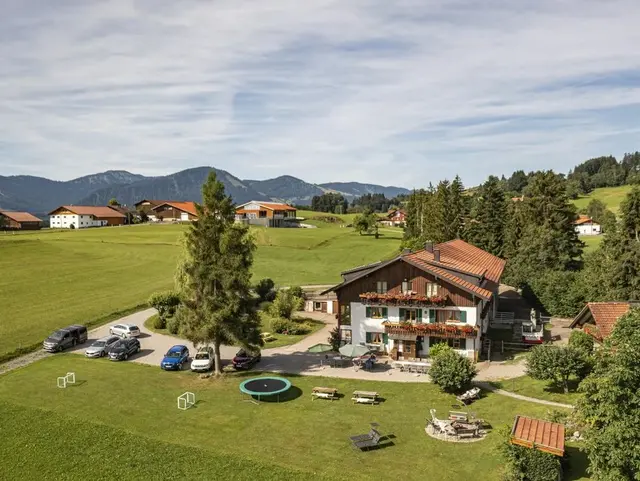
[510,415,565,456]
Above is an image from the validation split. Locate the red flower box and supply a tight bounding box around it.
[359,292,447,307]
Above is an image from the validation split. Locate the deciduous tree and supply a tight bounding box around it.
[429,349,476,392]
[174,171,261,375]
[526,344,586,393]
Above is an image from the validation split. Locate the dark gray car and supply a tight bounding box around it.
[43,325,88,353]
[107,337,141,361]
[85,336,120,358]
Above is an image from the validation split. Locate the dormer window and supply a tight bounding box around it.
[376,281,388,294]
[402,279,412,294]
[426,282,439,297]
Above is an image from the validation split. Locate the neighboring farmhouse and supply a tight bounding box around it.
[574,215,601,235]
[151,201,198,222]
[380,209,406,227]
[0,210,42,230]
[570,301,633,342]
[303,287,338,315]
[235,201,297,227]
[48,206,126,229]
[324,239,506,361]
[134,199,168,220]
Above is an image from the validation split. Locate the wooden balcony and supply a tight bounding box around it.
[383,322,478,339]
[359,292,447,307]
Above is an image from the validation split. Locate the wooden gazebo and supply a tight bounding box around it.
[510,415,565,457]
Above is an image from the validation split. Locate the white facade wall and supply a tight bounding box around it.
[575,223,601,235]
[350,302,480,359]
[304,299,335,314]
[49,214,105,229]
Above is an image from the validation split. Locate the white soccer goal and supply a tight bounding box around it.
[177,391,195,410]
[56,372,76,389]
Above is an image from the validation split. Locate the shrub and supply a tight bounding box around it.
[271,318,294,334]
[568,330,594,354]
[499,427,563,481]
[328,326,341,351]
[166,315,180,335]
[151,314,166,330]
[429,343,453,359]
[254,278,276,302]
[268,290,304,320]
[148,291,181,320]
[288,322,311,335]
[288,286,304,299]
[429,350,477,393]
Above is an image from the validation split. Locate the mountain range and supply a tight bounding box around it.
[0,167,410,215]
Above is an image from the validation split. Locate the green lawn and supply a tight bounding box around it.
[145,312,326,349]
[580,235,603,253]
[572,185,632,214]
[491,375,582,406]
[0,222,401,360]
[0,356,589,481]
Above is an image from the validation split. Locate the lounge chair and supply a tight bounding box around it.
[350,429,382,451]
[456,387,481,405]
[260,332,276,342]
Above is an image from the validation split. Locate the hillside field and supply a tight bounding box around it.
[572,185,633,214]
[0,214,402,360]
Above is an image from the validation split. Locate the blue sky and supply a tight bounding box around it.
[1,0,640,187]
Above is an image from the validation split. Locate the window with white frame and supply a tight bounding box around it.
[376,281,387,294]
[370,307,385,319]
[401,279,413,294]
[426,282,439,297]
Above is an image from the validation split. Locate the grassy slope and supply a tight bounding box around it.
[0,356,588,481]
[572,185,632,214]
[0,221,401,359]
[491,375,582,405]
[580,235,602,253]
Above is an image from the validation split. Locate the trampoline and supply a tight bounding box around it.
[239,377,292,404]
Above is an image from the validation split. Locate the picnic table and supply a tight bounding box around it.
[352,390,380,405]
[311,387,338,401]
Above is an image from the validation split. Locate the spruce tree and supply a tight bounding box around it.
[465,176,507,256]
[175,171,261,375]
[447,175,466,240]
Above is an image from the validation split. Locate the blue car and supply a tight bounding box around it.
[161,345,190,371]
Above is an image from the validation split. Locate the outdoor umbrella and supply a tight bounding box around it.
[307,343,334,353]
[339,343,370,358]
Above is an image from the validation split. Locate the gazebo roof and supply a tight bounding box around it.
[510,415,565,456]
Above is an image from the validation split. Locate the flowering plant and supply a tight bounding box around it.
[359,292,447,306]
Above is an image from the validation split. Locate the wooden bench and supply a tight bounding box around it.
[312,387,338,401]
[448,411,469,422]
[352,390,380,405]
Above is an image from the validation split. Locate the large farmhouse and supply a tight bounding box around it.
[570,301,633,342]
[235,201,297,227]
[324,239,506,361]
[574,215,601,235]
[48,206,126,229]
[150,201,198,222]
[0,210,42,230]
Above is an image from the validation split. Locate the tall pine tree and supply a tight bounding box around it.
[465,176,507,256]
[175,171,261,375]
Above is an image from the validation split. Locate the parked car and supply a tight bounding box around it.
[109,323,140,338]
[85,335,120,358]
[107,337,141,361]
[43,325,88,353]
[161,345,190,371]
[190,346,214,372]
[232,348,261,370]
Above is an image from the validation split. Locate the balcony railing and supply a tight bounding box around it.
[359,292,447,307]
[383,322,478,339]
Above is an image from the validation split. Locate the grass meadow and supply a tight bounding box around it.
[571,185,632,214]
[0,213,402,360]
[0,355,589,481]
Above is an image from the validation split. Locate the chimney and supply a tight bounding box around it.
[434,248,441,262]
[424,242,434,253]
[402,248,411,255]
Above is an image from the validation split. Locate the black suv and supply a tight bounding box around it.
[43,325,88,353]
[107,337,141,361]
[232,349,261,370]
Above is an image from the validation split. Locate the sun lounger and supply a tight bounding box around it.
[456,387,481,404]
[350,429,382,451]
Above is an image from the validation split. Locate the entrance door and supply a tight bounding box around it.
[321,302,327,313]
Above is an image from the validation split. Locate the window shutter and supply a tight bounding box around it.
[417,309,423,322]
[382,307,388,318]
[366,307,372,318]
[429,309,436,323]
[366,332,372,343]
[399,308,405,320]
[383,333,388,344]
[460,311,467,323]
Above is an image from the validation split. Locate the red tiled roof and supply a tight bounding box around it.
[511,416,565,456]
[134,199,172,207]
[574,215,598,226]
[48,206,126,218]
[0,210,42,223]
[152,201,198,217]
[236,201,296,212]
[571,302,631,339]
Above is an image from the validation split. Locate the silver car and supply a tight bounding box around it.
[85,335,120,358]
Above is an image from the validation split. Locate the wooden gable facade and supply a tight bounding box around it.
[335,258,479,308]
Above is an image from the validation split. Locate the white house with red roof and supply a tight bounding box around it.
[235,201,297,227]
[323,239,506,361]
[48,206,126,229]
[574,215,601,235]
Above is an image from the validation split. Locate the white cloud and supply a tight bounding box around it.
[1,0,640,187]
